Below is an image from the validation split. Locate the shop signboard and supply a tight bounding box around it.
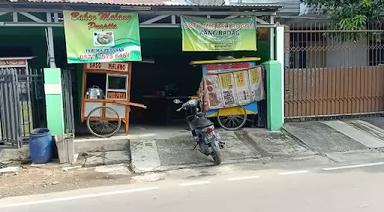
[86,62,129,72]
[0,59,27,68]
[63,11,142,63]
[181,16,257,51]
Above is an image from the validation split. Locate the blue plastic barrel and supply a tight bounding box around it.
[29,128,53,164]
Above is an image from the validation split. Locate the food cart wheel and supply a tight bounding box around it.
[87,106,121,138]
[217,106,247,131]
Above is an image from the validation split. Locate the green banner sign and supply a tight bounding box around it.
[181,16,257,52]
[63,11,142,63]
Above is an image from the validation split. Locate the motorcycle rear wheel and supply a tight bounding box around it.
[211,142,222,165]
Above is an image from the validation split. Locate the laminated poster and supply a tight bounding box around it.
[234,70,252,105]
[248,66,265,101]
[219,73,237,107]
[203,75,223,109]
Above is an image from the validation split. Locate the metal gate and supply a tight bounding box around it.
[0,68,46,147]
[284,22,384,118]
[61,69,75,137]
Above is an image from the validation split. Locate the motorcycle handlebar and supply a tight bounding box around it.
[175,99,200,112]
[176,102,187,112]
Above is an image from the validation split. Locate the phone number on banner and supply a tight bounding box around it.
[79,52,129,60]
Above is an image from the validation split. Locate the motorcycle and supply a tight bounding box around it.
[174,98,225,165]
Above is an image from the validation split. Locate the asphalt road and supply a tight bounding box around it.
[1,162,384,212]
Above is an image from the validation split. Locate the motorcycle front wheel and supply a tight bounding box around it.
[210,142,222,165]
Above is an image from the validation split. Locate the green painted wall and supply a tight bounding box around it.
[263,60,283,131]
[44,68,65,135]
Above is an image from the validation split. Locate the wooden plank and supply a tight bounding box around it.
[315,67,320,115]
[377,66,382,111]
[293,69,298,116]
[330,67,336,114]
[351,67,357,113]
[335,67,341,114]
[373,66,378,111]
[306,68,312,116]
[324,68,329,115]
[302,69,309,116]
[340,67,346,114]
[347,67,353,114]
[362,66,368,112]
[368,67,373,112]
[298,69,303,116]
[356,66,362,113]
[365,66,371,112]
[319,68,325,115]
[288,69,295,117]
[347,67,352,114]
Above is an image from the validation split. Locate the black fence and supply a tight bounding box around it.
[0,68,46,148]
[62,69,75,137]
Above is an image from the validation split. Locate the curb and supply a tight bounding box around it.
[130,157,268,174]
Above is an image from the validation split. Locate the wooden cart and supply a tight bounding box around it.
[191,57,264,130]
[81,62,146,137]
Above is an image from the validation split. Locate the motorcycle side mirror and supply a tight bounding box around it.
[173,99,182,104]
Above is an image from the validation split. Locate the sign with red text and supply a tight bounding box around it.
[63,11,141,63]
[86,62,129,72]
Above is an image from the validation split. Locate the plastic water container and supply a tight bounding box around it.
[29,128,53,164]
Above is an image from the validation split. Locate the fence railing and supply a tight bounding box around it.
[284,66,384,118]
[0,68,46,147]
[62,69,75,137]
[0,69,22,147]
[284,22,384,118]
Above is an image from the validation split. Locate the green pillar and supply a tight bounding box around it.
[44,68,65,136]
[263,60,283,131]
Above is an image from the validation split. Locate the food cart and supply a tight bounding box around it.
[191,57,264,130]
[81,62,146,137]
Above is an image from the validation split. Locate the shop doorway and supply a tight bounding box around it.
[129,27,268,129]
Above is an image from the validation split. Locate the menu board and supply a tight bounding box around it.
[200,62,264,110]
[248,66,265,101]
[234,70,251,105]
[219,73,237,107]
[203,75,223,109]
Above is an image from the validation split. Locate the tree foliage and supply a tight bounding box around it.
[304,0,384,29]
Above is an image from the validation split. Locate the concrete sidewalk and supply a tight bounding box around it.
[7,117,384,174]
[1,125,317,173]
[129,128,315,173]
[284,117,384,163]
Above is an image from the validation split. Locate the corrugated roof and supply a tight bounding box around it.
[25,0,188,6]
[17,0,282,8]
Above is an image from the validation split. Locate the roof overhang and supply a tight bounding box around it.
[0,1,281,16]
[0,1,281,28]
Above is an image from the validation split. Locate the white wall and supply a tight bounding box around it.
[326,38,368,67]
